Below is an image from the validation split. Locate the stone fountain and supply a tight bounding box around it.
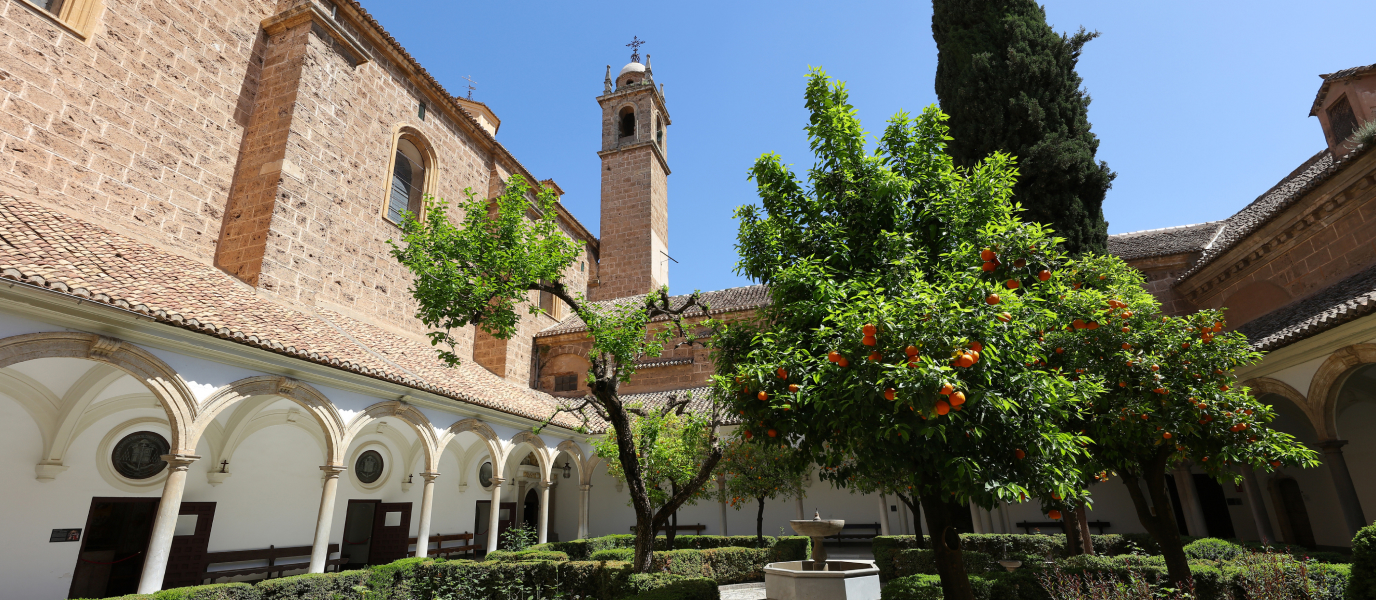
[763,511,880,600]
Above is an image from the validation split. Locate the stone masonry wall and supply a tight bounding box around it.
[1180,151,1376,329]
[593,143,667,301]
[0,0,273,263]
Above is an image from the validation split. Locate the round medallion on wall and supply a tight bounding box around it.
[111,431,169,480]
[479,461,494,488]
[355,449,384,484]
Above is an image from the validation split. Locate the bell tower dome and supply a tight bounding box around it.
[591,39,671,301]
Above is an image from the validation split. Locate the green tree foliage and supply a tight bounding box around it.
[723,69,1099,600]
[389,176,726,573]
[715,433,810,545]
[932,0,1115,255]
[593,405,715,550]
[1038,253,1318,583]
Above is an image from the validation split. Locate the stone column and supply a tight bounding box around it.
[413,472,439,558]
[578,484,591,539]
[137,454,198,594]
[1172,466,1208,537]
[878,494,891,536]
[538,481,551,544]
[968,502,985,534]
[1241,465,1276,545]
[796,497,805,521]
[487,477,505,553]
[716,474,729,536]
[1321,440,1367,537]
[309,465,346,573]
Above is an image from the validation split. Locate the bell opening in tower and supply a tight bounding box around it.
[619,107,635,138]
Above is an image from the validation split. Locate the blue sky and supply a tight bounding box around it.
[366,1,1371,296]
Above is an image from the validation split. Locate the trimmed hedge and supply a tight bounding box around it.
[592,548,637,562]
[1353,524,1376,600]
[893,549,996,578]
[249,571,368,600]
[882,573,995,600]
[623,577,719,600]
[531,533,792,561]
[483,549,570,562]
[1184,537,1246,562]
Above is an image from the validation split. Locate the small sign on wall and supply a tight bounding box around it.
[50,529,81,542]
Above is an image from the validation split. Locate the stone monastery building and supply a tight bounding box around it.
[0,0,1374,597]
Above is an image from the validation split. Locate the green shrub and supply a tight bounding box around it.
[703,547,770,584]
[623,577,720,600]
[770,537,810,562]
[1184,537,1245,562]
[592,548,637,562]
[652,549,710,578]
[893,549,995,577]
[557,560,634,599]
[149,584,259,600]
[882,573,943,600]
[484,549,569,563]
[1188,563,1228,600]
[961,534,1065,560]
[256,570,369,600]
[874,536,926,582]
[1088,534,1129,556]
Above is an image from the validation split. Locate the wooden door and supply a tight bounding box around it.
[68,498,158,599]
[474,500,518,554]
[368,502,412,565]
[1192,475,1236,540]
[163,502,216,588]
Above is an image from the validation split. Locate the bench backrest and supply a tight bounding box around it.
[407,532,475,546]
[205,544,339,565]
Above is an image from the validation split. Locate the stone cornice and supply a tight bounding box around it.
[262,3,372,65]
[597,140,672,176]
[596,83,672,125]
[1175,152,1376,306]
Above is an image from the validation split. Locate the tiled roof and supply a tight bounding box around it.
[1311,63,1376,116]
[619,386,719,417]
[0,195,581,429]
[538,285,770,337]
[1175,144,1375,283]
[1237,262,1376,352]
[1107,221,1224,262]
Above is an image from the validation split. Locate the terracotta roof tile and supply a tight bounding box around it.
[0,195,581,429]
[538,285,770,337]
[1311,63,1376,116]
[1107,221,1224,262]
[1237,262,1376,352]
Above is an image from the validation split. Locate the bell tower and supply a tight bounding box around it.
[591,38,671,301]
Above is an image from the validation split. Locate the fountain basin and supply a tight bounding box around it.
[764,560,880,600]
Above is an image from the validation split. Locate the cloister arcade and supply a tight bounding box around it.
[0,330,599,599]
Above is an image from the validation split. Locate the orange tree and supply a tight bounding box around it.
[1038,253,1318,583]
[720,69,1098,600]
[716,431,810,545]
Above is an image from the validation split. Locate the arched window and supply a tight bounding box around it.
[619,107,636,138]
[387,137,427,224]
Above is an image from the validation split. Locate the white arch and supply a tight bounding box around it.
[195,376,348,466]
[439,418,504,478]
[342,401,440,473]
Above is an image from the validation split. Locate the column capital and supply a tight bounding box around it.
[579,483,592,492]
[539,481,553,490]
[160,454,200,470]
[320,465,347,476]
[1320,439,1350,452]
[420,471,441,482]
[489,476,505,487]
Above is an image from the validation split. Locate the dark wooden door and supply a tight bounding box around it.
[474,500,518,554]
[1278,478,1316,547]
[1192,475,1236,540]
[163,502,216,588]
[68,498,158,599]
[368,502,412,565]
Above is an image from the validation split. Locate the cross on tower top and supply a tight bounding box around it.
[626,36,646,63]
[462,75,477,100]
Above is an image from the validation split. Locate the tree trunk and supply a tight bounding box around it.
[756,496,766,546]
[1120,450,1191,584]
[667,482,679,551]
[1063,502,1085,556]
[895,493,927,549]
[919,489,974,600]
[1076,504,1094,556]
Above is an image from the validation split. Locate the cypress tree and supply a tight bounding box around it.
[932,0,1115,255]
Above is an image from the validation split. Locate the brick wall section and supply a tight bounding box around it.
[0,0,272,262]
[534,313,725,396]
[1123,253,1199,316]
[1177,150,1376,329]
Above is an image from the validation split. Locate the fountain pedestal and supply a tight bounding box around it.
[763,516,879,600]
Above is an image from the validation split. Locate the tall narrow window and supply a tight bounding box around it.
[387,138,426,224]
[17,0,101,39]
[619,107,636,138]
[538,280,558,317]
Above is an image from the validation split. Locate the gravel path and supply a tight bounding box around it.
[718,582,766,600]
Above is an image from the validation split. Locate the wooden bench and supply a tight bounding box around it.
[626,523,708,535]
[202,544,347,583]
[1015,520,1112,535]
[407,532,478,558]
[831,522,882,541]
